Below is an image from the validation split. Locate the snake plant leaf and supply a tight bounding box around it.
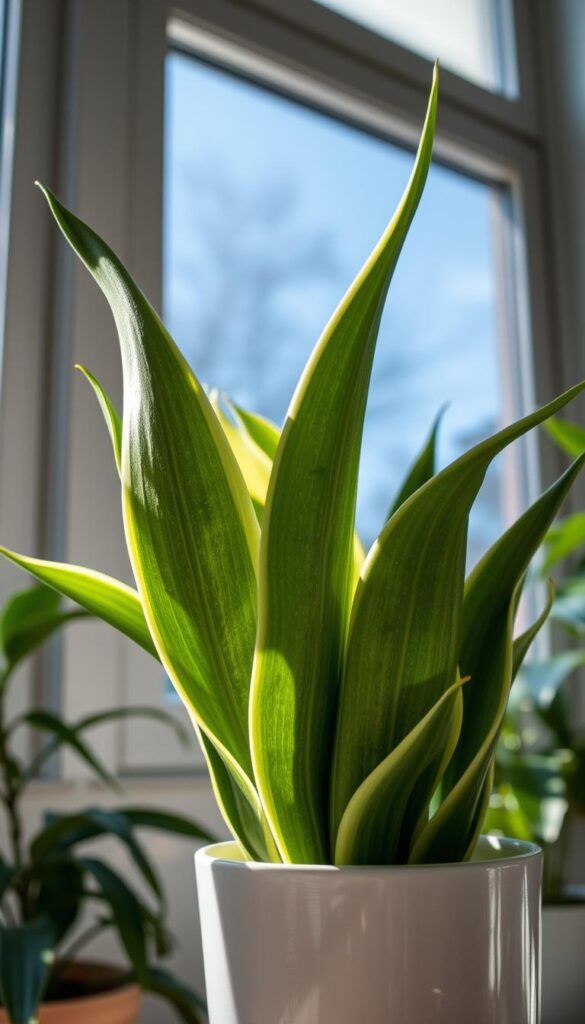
[214,393,366,578]
[512,580,556,679]
[210,392,272,522]
[0,920,54,1024]
[233,402,280,460]
[446,455,585,794]
[544,417,585,458]
[410,577,556,864]
[408,594,517,863]
[335,679,464,865]
[0,548,156,657]
[38,184,259,784]
[387,405,446,519]
[76,364,122,473]
[250,65,439,864]
[196,725,280,862]
[330,383,585,843]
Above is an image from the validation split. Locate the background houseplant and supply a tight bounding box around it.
[0,582,211,1024]
[486,415,585,1024]
[0,67,584,1020]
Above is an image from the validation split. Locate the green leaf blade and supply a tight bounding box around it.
[251,67,439,864]
[0,549,156,657]
[38,183,259,781]
[335,679,463,865]
[331,385,585,845]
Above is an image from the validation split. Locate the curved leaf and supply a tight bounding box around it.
[330,386,585,844]
[446,456,585,794]
[0,921,54,1024]
[544,416,585,458]
[0,585,87,673]
[76,364,122,473]
[335,679,463,865]
[251,66,439,863]
[118,807,217,844]
[233,403,279,459]
[78,857,147,982]
[0,549,156,657]
[38,185,273,863]
[144,967,206,1024]
[19,711,121,791]
[30,809,163,903]
[387,405,445,519]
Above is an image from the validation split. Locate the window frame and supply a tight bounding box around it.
[0,0,577,778]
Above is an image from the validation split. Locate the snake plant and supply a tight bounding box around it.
[2,67,585,866]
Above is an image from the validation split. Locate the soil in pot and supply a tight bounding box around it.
[0,961,142,1024]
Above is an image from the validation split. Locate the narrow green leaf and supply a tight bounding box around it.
[197,725,280,862]
[38,184,271,863]
[544,416,585,458]
[118,807,217,844]
[251,66,439,864]
[233,403,280,460]
[335,679,463,865]
[0,920,54,1024]
[20,711,121,792]
[409,595,516,863]
[144,967,206,1024]
[0,584,87,672]
[31,858,84,942]
[387,405,445,518]
[447,456,585,793]
[75,364,122,473]
[0,549,156,658]
[512,580,555,679]
[31,809,163,903]
[210,393,272,522]
[331,388,585,846]
[78,857,147,983]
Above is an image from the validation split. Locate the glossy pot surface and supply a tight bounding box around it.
[0,961,142,1024]
[196,836,542,1024]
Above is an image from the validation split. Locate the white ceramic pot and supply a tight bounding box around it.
[542,896,585,1024]
[196,836,542,1024]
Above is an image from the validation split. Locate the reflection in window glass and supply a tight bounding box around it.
[314,0,513,94]
[164,52,505,565]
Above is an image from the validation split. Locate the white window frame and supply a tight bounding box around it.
[0,0,581,778]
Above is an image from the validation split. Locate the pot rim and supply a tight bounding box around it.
[197,834,541,873]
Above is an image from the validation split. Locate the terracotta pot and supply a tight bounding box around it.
[196,836,542,1024]
[0,962,142,1024]
[542,892,585,1024]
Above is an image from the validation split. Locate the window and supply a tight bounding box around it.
[2,0,564,780]
[165,51,505,565]
[314,0,517,94]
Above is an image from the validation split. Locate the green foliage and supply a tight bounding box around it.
[486,419,585,902]
[0,584,211,1023]
[2,68,584,881]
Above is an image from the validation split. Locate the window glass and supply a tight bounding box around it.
[164,51,505,566]
[314,0,514,94]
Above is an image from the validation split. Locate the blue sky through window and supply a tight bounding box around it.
[164,52,503,563]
